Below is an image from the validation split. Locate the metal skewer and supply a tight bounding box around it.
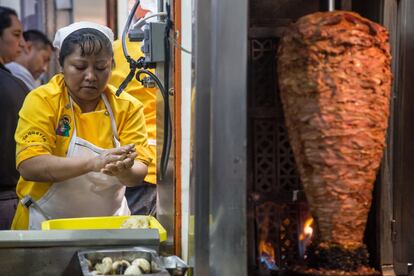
[328,0,335,11]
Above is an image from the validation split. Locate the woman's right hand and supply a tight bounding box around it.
[91,144,135,172]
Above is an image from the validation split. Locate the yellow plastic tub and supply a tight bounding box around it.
[41,215,167,242]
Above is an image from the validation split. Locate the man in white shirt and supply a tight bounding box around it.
[6,30,53,90]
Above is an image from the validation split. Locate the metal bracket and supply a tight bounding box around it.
[382,264,396,276]
[328,0,335,11]
[21,195,52,220]
[409,263,414,276]
[391,218,397,242]
[141,76,156,88]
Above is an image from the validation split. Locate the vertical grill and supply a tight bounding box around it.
[247,0,386,274]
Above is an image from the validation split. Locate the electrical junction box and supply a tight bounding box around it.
[141,22,166,63]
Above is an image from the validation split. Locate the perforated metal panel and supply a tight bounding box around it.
[255,202,300,270]
[249,38,301,198]
[253,120,277,194]
[248,38,304,272]
[277,123,301,196]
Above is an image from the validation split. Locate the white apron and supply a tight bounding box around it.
[28,94,130,230]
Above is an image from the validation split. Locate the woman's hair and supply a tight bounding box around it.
[0,6,17,36]
[58,28,113,66]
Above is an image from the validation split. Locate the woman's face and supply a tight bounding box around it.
[62,45,112,109]
[0,15,25,64]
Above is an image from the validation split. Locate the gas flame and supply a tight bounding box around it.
[259,240,275,260]
[299,216,314,259]
[259,240,278,270]
[258,213,278,270]
[299,217,314,242]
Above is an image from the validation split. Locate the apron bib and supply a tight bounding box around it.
[28,94,130,230]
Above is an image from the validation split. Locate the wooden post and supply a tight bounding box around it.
[173,0,183,258]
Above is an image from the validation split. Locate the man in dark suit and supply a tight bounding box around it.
[0,6,29,229]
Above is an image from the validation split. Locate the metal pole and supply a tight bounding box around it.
[328,0,335,11]
[193,0,248,274]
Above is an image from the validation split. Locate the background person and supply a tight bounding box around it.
[110,38,157,215]
[6,29,54,90]
[12,22,151,230]
[0,6,29,230]
[109,0,157,215]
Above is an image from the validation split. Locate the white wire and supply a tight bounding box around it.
[170,36,192,54]
[130,11,191,54]
[131,12,168,29]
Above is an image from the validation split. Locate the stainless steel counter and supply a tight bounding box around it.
[0,230,160,275]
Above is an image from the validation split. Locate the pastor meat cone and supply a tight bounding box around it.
[277,11,392,249]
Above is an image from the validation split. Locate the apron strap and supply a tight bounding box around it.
[101,94,121,148]
[67,97,77,156]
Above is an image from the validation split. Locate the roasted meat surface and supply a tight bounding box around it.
[277,11,392,249]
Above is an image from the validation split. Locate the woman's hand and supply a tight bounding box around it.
[92,144,135,173]
[90,144,148,187]
[101,150,138,176]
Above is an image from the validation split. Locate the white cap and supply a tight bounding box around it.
[53,21,114,50]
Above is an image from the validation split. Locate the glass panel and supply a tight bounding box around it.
[73,0,107,25]
[20,0,44,31]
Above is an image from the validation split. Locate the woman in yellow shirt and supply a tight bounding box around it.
[12,22,151,230]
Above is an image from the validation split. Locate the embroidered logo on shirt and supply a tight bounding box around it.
[22,131,47,143]
[56,115,71,137]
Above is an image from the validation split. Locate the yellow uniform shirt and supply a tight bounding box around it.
[110,39,157,185]
[12,74,150,229]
